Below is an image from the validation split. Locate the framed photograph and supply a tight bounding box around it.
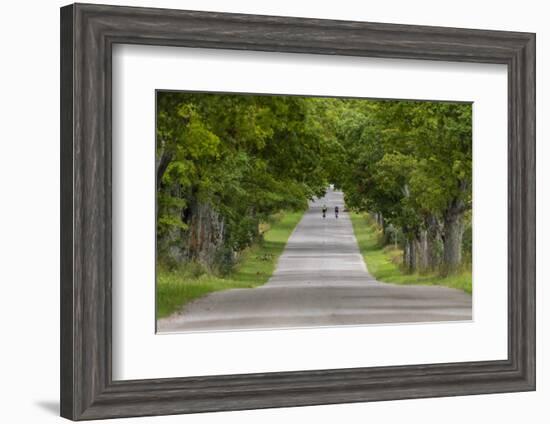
[60,3,535,420]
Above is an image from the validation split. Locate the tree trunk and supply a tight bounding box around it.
[156,150,173,191]
[403,238,417,274]
[414,230,429,273]
[442,210,464,275]
[155,146,173,226]
[185,201,227,268]
[426,215,443,270]
[403,240,411,272]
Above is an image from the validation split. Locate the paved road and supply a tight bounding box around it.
[157,190,472,333]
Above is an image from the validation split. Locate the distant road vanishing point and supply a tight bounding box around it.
[157,189,472,333]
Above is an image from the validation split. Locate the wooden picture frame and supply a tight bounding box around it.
[60,3,535,420]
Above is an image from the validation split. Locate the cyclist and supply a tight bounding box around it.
[322,205,327,218]
[335,205,339,218]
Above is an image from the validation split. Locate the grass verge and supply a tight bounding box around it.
[156,210,304,319]
[350,212,472,294]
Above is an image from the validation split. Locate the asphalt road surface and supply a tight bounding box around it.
[157,189,472,333]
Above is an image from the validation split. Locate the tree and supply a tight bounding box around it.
[336,99,471,274]
[156,92,338,271]
[156,92,472,276]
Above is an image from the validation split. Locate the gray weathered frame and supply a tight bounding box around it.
[60,3,536,421]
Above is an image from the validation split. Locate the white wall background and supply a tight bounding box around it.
[0,0,546,423]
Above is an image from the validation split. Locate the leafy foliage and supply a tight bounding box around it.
[156,92,472,275]
[156,92,336,268]
[336,100,472,273]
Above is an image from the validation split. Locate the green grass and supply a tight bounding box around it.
[156,211,304,319]
[350,212,472,294]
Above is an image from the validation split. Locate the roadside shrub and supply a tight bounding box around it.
[213,246,236,276]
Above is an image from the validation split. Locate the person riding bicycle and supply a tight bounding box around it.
[322,205,327,218]
[335,205,339,218]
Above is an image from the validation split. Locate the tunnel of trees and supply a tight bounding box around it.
[156,91,472,276]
